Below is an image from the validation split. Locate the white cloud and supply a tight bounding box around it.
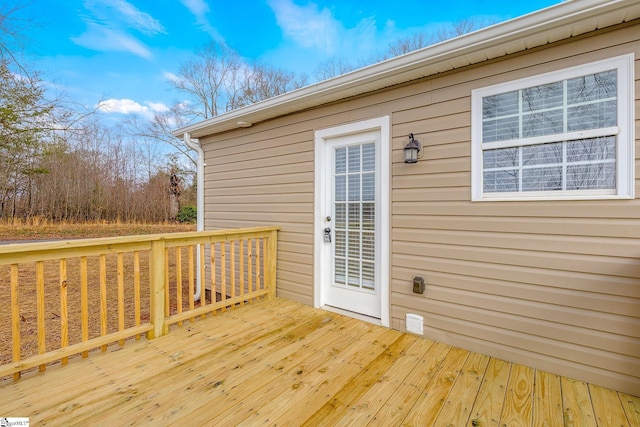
[163,71,181,84]
[72,23,153,59]
[263,0,383,77]
[268,0,341,53]
[97,98,170,120]
[146,102,170,113]
[72,0,165,58]
[107,0,166,35]
[181,0,210,17]
[181,0,224,42]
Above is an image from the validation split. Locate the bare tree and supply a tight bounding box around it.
[313,56,356,81]
[312,18,494,82]
[385,32,434,58]
[124,103,198,172]
[435,18,491,42]
[168,41,308,121]
[234,63,307,109]
[168,41,243,120]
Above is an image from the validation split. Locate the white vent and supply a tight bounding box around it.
[406,313,424,335]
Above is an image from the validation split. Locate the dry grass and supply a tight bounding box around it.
[0,218,196,241]
[0,221,199,368]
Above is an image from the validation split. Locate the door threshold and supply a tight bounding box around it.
[321,305,382,326]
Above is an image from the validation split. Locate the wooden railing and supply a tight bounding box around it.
[0,226,279,380]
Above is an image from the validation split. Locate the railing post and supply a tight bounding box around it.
[266,230,278,300]
[148,238,167,339]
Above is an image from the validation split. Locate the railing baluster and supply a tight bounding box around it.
[176,246,183,325]
[60,258,69,365]
[149,239,167,340]
[10,264,20,380]
[239,240,245,305]
[134,251,141,339]
[230,240,236,305]
[211,242,217,306]
[199,243,206,318]
[256,238,262,293]
[100,254,107,352]
[248,239,253,296]
[188,245,195,322]
[220,242,227,310]
[267,230,278,300]
[164,248,169,318]
[36,261,46,371]
[80,256,89,357]
[117,253,125,345]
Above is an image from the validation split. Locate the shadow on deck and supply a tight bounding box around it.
[1,298,638,426]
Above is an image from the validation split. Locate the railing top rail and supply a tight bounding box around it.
[0,226,281,264]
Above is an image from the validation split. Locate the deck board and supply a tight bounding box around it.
[1,298,638,426]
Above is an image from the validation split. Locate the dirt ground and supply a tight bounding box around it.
[0,222,199,368]
[0,221,196,242]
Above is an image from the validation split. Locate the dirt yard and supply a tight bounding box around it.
[0,222,198,367]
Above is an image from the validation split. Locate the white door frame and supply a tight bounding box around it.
[313,116,390,327]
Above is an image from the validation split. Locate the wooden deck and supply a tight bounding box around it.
[1,298,638,426]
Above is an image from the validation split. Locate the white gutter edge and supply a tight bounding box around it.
[183,132,205,300]
[171,0,637,139]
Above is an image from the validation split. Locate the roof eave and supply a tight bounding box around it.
[173,0,640,139]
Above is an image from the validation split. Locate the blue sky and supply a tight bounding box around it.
[19,0,562,122]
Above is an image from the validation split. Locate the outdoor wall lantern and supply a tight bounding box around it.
[404,133,422,164]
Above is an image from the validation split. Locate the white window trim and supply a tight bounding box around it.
[471,54,635,201]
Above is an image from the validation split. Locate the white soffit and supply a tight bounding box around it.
[173,0,640,139]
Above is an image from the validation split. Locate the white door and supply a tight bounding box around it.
[322,130,381,319]
[314,117,390,326]
[323,131,380,318]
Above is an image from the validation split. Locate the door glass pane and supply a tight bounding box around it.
[332,141,376,292]
[335,147,346,173]
[348,259,360,287]
[335,230,346,257]
[348,203,360,230]
[348,145,360,173]
[362,262,375,290]
[362,143,375,171]
[335,203,346,228]
[362,232,374,261]
[348,231,360,259]
[348,175,360,201]
[335,175,346,201]
[335,258,345,284]
[362,173,375,201]
[362,203,374,230]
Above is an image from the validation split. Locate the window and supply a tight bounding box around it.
[471,55,634,201]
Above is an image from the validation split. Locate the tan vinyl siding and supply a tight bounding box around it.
[201,21,640,395]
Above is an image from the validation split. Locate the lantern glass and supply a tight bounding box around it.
[404,134,421,164]
[404,146,418,163]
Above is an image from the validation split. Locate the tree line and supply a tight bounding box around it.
[0,1,485,223]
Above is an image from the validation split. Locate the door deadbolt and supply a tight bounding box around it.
[323,227,332,243]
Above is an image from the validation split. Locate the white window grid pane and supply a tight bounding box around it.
[480,68,620,195]
[567,163,616,190]
[483,138,617,193]
[483,70,617,142]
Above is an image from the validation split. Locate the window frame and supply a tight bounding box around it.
[471,54,635,201]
